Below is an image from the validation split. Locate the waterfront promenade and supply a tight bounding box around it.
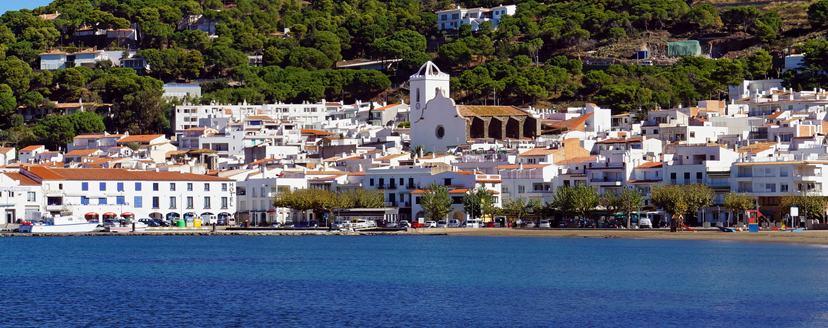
[4,224,828,245]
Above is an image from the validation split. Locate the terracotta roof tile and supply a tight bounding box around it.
[635,161,663,169]
[371,103,401,111]
[20,145,45,152]
[517,148,559,156]
[26,167,232,181]
[117,134,165,143]
[65,149,102,156]
[1,172,40,185]
[458,105,529,117]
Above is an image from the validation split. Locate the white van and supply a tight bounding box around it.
[639,217,652,228]
[448,219,460,228]
[201,214,217,225]
[465,218,482,228]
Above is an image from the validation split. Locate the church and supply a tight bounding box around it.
[409,62,541,152]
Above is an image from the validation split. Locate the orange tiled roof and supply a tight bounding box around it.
[556,156,597,165]
[767,111,786,120]
[635,161,663,169]
[300,129,335,136]
[458,105,529,117]
[0,147,14,153]
[1,172,40,185]
[117,134,165,143]
[517,148,558,156]
[372,103,401,111]
[65,149,101,156]
[20,145,45,152]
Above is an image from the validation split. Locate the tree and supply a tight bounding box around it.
[809,0,828,28]
[181,50,204,81]
[650,184,688,226]
[617,188,645,229]
[780,193,826,224]
[287,47,332,71]
[420,183,453,221]
[571,184,599,222]
[724,192,754,226]
[0,56,33,97]
[438,41,472,69]
[551,185,576,221]
[747,50,773,79]
[503,197,528,222]
[462,183,495,220]
[651,184,713,229]
[111,88,168,135]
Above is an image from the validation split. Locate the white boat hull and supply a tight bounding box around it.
[19,223,99,233]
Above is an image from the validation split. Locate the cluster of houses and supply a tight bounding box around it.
[3,61,828,227]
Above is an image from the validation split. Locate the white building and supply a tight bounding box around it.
[22,167,236,223]
[436,4,516,31]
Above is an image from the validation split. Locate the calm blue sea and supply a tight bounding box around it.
[1,235,827,327]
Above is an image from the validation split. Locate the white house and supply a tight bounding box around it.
[22,167,236,223]
[436,4,516,31]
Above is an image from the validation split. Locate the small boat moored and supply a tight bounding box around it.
[18,215,99,233]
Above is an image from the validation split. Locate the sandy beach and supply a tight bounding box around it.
[405,228,828,245]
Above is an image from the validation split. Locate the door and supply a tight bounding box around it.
[5,209,14,223]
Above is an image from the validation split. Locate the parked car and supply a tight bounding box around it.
[493,216,509,228]
[584,221,597,228]
[485,222,496,228]
[465,218,482,228]
[375,219,388,228]
[386,221,398,228]
[448,219,461,228]
[332,220,350,229]
[425,220,437,228]
[525,221,535,228]
[538,220,551,228]
[139,218,160,227]
[296,221,310,228]
[308,220,319,228]
[436,220,448,228]
[399,220,410,228]
[557,220,568,228]
[411,221,423,228]
[639,218,653,229]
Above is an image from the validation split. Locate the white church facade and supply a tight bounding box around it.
[409,62,541,152]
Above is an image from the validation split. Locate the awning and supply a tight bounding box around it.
[121,212,134,217]
[103,212,117,216]
[267,210,275,213]
[85,212,99,216]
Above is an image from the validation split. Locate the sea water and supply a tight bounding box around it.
[1,235,827,327]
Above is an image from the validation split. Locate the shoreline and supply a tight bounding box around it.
[3,227,828,245]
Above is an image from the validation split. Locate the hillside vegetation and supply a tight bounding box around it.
[1,0,828,148]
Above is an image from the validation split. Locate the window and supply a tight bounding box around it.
[116,196,125,205]
[252,188,257,197]
[436,125,445,139]
[400,178,404,185]
[222,197,228,209]
[153,183,159,191]
[187,197,194,209]
[27,192,36,202]
[444,178,452,186]
[441,14,447,21]
[134,196,143,208]
[222,183,228,192]
[135,182,142,191]
[416,88,420,102]
[452,13,459,19]
[170,183,176,191]
[452,196,462,204]
[170,197,177,209]
[81,196,89,205]
[117,182,124,192]
[82,182,88,191]
[100,182,106,191]
[152,197,159,209]
[98,197,107,205]
[518,185,525,193]
[781,184,789,192]
[379,178,385,187]
[415,196,421,204]
[187,183,193,191]
[370,179,375,186]
[780,167,789,177]
[59,183,63,190]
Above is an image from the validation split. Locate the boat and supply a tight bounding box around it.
[718,226,739,232]
[106,219,148,233]
[18,215,99,233]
